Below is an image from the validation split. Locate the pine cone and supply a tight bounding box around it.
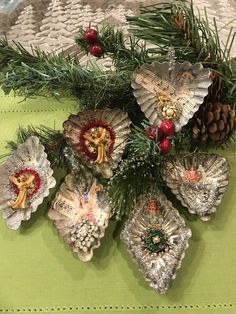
[190,102,236,145]
[206,71,224,102]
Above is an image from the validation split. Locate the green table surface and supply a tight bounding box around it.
[0,91,236,314]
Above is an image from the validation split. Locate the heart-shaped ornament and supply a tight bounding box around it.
[164,154,230,221]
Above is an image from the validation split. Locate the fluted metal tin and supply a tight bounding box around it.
[0,136,56,229]
[164,153,230,221]
[48,171,110,262]
[121,191,191,294]
[132,61,211,131]
[63,108,131,178]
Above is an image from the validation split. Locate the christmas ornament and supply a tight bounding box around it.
[63,108,131,178]
[48,171,110,262]
[159,119,176,136]
[90,44,104,57]
[121,191,191,294]
[190,102,236,145]
[84,27,98,44]
[132,61,212,131]
[0,136,56,229]
[164,154,230,221]
[159,138,172,153]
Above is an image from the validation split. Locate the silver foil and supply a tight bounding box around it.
[132,61,212,131]
[63,108,131,178]
[0,136,56,229]
[164,153,230,221]
[121,191,191,294]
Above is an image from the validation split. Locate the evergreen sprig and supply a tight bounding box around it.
[75,26,149,71]
[4,125,67,169]
[127,1,236,106]
[127,1,234,65]
[0,38,133,109]
[107,152,166,219]
[108,124,167,218]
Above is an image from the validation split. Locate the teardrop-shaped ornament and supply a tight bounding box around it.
[121,191,191,293]
[0,136,56,229]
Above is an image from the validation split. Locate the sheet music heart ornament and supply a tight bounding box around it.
[132,61,212,131]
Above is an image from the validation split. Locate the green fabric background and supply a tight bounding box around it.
[0,91,236,314]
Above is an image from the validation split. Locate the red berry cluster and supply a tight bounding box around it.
[145,119,176,154]
[83,28,104,58]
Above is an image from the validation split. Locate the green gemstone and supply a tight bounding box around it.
[145,229,167,252]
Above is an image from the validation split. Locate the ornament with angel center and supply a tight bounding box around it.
[63,108,131,178]
[0,136,56,230]
[132,61,212,131]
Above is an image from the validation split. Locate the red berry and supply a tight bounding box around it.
[90,44,104,57]
[159,119,176,136]
[84,28,98,44]
[145,126,157,141]
[159,138,172,154]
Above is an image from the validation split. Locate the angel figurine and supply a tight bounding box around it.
[83,127,111,164]
[9,174,35,210]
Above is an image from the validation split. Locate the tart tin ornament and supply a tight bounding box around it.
[48,171,111,262]
[63,108,131,178]
[121,191,191,294]
[132,61,212,131]
[0,136,56,230]
[164,153,230,221]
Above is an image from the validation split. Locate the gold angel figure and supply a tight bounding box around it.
[9,174,35,210]
[83,127,111,164]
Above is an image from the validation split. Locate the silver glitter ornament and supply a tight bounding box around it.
[121,191,191,294]
[0,136,56,230]
[163,153,230,221]
[48,170,110,261]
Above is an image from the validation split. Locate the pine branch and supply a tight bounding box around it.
[108,124,167,219]
[126,123,157,156]
[5,125,68,169]
[127,1,236,106]
[0,38,133,109]
[127,1,226,65]
[75,26,149,71]
[107,153,166,219]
